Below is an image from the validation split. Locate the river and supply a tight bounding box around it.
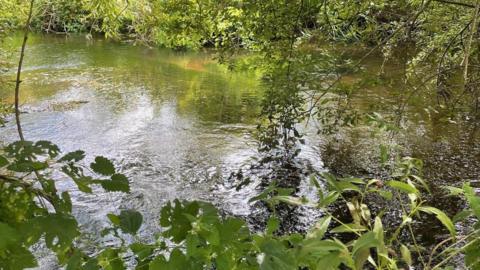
[0,34,479,268]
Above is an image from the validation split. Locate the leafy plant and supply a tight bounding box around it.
[0,140,130,269]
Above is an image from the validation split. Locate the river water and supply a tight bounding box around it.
[0,34,479,268]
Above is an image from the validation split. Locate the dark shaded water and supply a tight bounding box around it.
[0,34,478,268]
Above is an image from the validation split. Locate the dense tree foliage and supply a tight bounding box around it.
[1,0,479,269]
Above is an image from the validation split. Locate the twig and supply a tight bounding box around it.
[14,0,35,142]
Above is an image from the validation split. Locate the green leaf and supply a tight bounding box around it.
[306,216,331,239]
[298,238,344,260]
[400,244,412,266]
[27,214,80,253]
[73,176,93,193]
[98,248,124,270]
[443,186,464,196]
[100,173,130,193]
[117,210,143,234]
[271,195,305,206]
[35,141,60,158]
[352,232,379,269]
[258,238,297,270]
[418,206,456,237]
[90,156,115,176]
[387,180,419,195]
[331,223,367,233]
[453,210,472,223]
[378,190,393,200]
[463,183,480,219]
[7,161,47,172]
[107,214,121,226]
[66,250,84,270]
[160,200,199,243]
[59,150,85,162]
[266,217,280,235]
[0,155,9,167]
[0,222,19,249]
[315,251,344,270]
[318,191,339,208]
[150,249,190,270]
[373,217,387,256]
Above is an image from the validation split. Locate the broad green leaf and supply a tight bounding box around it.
[150,249,190,270]
[418,206,456,237]
[117,210,143,234]
[387,180,419,195]
[66,250,84,270]
[0,222,19,249]
[352,232,379,269]
[98,248,124,270]
[130,243,155,269]
[91,156,115,176]
[315,251,343,270]
[160,200,199,243]
[307,216,331,239]
[0,244,37,270]
[298,239,344,260]
[26,214,80,253]
[258,238,296,270]
[100,174,130,193]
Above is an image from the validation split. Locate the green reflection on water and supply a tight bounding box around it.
[0,33,263,124]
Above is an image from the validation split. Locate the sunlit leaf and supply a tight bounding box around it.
[307,216,331,239]
[400,244,412,266]
[418,206,456,238]
[387,180,419,195]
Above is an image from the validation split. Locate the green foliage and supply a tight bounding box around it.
[1,0,480,268]
[0,139,478,269]
[0,140,130,269]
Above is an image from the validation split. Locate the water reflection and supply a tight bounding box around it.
[0,34,266,247]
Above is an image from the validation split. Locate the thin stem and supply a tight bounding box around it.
[14,0,35,142]
[432,237,480,269]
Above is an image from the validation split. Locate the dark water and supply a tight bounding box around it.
[0,34,478,268]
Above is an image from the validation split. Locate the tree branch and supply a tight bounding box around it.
[14,0,35,142]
